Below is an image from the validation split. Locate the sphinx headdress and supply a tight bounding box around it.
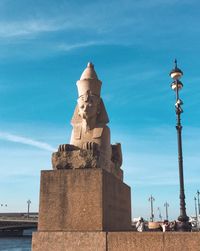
[71,62,109,126]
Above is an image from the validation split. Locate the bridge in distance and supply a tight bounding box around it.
[0,213,38,236]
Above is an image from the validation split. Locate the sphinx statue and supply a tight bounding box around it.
[52,62,123,180]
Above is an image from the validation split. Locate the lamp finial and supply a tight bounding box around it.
[175,59,177,68]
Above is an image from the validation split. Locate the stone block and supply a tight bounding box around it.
[107,232,200,251]
[163,232,200,251]
[32,231,107,251]
[38,169,131,231]
[108,232,164,251]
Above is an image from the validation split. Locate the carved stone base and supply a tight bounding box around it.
[52,148,100,170]
[52,145,123,180]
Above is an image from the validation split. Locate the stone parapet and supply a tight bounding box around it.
[32,231,200,251]
[108,232,200,251]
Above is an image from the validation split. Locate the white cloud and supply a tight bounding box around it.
[0,19,63,38]
[0,131,56,151]
[0,2,163,39]
[57,41,108,52]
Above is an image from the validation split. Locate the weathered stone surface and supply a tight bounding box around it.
[38,169,131,232]
[32,231,107,251]
[163,232,200,251]
[52,145,124,180]
[107,232,200,251]
[32,231,200,251]
[52,146,100,170]
[108,232,163,251]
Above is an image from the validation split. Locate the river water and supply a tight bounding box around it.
[0,237,32,251]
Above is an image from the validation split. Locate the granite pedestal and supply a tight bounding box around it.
[38,168,131,232]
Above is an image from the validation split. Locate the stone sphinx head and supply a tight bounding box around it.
[71,62,109,128]
[77,91,100,121]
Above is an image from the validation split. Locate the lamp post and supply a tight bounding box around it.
[194,197,198,224]
[197,190,200,215]
[27,199,31,218]
[157,207,162,221]
[148,195,155,222]
[164,202,169,221]
[169,59,191,231]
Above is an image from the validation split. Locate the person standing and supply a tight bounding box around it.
[162,220,170,232]
[136,217,146,232]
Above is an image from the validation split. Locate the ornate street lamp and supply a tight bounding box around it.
[169,59,191,231]
[157,207,162,221]
[197,190,200,215]
[27,199,31,219]
[194,197,198,224]
[148,195,155,222]
[164,202,169,221]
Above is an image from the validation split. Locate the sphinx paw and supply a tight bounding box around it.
[82,142,99,151]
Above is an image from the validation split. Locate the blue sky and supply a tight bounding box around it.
[0,0,200,221]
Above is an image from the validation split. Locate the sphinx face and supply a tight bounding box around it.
[78,93,100,120]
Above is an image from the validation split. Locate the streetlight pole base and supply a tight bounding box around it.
[176,221,192,232]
